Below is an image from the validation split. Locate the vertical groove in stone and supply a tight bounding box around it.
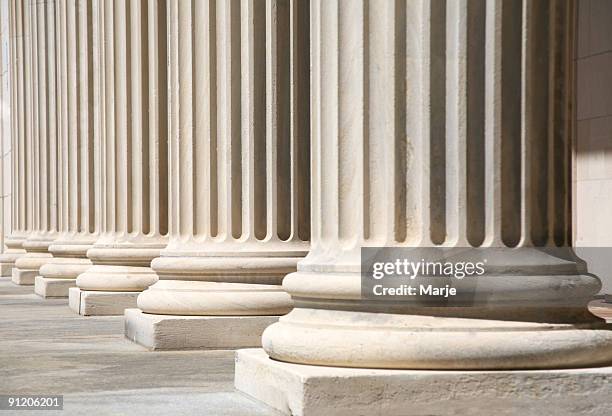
[35,0,49,234]
[465,0,486,247]
[272,0,291,241]
[247,0,266,241]
[57,0,68,234]
[393,0,407,245]
[77,0,95,235]
[310,0,321,248]
[292,0,310,242]
[550,0,572,247]
[8,0,16,233]
[12,0,22,234]
[23,0,31,232]
[428,0,446,245]
[92,0,103,235]
[115,0,129,234]
[155,0,168,237]
[20,0,28,232]
[141,0,151,235]
[30,0,40,234]
[499,0,521,247]
[522,0,549,246]
[193,0,206,238]
[47,0,58,234]
[167,0,178,237]
[208,0,218,239]
[564,0,573,246]
[103,0,116,233]
[67,0,79,233]
[129,0,142,235]
[229,0,242,240]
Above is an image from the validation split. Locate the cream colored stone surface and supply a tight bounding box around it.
[254,0,612,374]
[36,0,99,297]
[69,287,139,316]
[73,0,169,313]
[34,275,76,298]
[235,349,612,416]
[129,0,310,348]
[124,308,279,350]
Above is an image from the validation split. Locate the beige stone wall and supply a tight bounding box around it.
[575,0,612,294]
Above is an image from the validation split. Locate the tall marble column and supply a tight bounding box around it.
[125,0,310,350]
[13,0,59,285]
[0,0,27,276]
[35,0,99,298]
[236,1,612,414]
[69,0,168,316]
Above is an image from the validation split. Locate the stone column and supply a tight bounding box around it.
[35,0,99,298]
[69,0,169,316]
[236,1,612,414]
[125,0,310,350]
[13,0,59,285]
[0,0,27,276]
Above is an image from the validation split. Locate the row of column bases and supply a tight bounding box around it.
[1,0,612,414]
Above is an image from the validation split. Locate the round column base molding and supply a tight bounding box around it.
[262,307,612,370]
[14,252,54,271]
[0,249,27,265]
[76,265,159,292]
[87,245,165,267]
[49,234,97,258]
[39,257,93,280]
[4,234,27,250]
[137,280,293,316]
[151,255,303,285]
[22,237,56,253]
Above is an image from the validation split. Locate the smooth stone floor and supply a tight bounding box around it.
[0,278,280,416]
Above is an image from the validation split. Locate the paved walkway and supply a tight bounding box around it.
[1,277,611,416]
[0,278,279,416]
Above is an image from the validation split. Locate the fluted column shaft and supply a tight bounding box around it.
[0,0,27,275]
[76,0,168,293]
[13,0,60,284]
[36,0,100,289]
[261,0,612,370]
[137,0,310,316]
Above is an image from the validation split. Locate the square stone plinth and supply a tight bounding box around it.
[11,268,36,285]
[1,263,14,277]
[68,287,139,316]
[34,276,76,298]
[235,348,612,416]
[124,308,279,350]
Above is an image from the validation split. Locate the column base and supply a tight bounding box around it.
[0,262,15,277]
[0,251,24,276]
[68,287,139,316]
[235,348,612,416]
[34,276,76,298]
[124,308,279,350]
[12,268,36,285]
[12,252,54,285]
